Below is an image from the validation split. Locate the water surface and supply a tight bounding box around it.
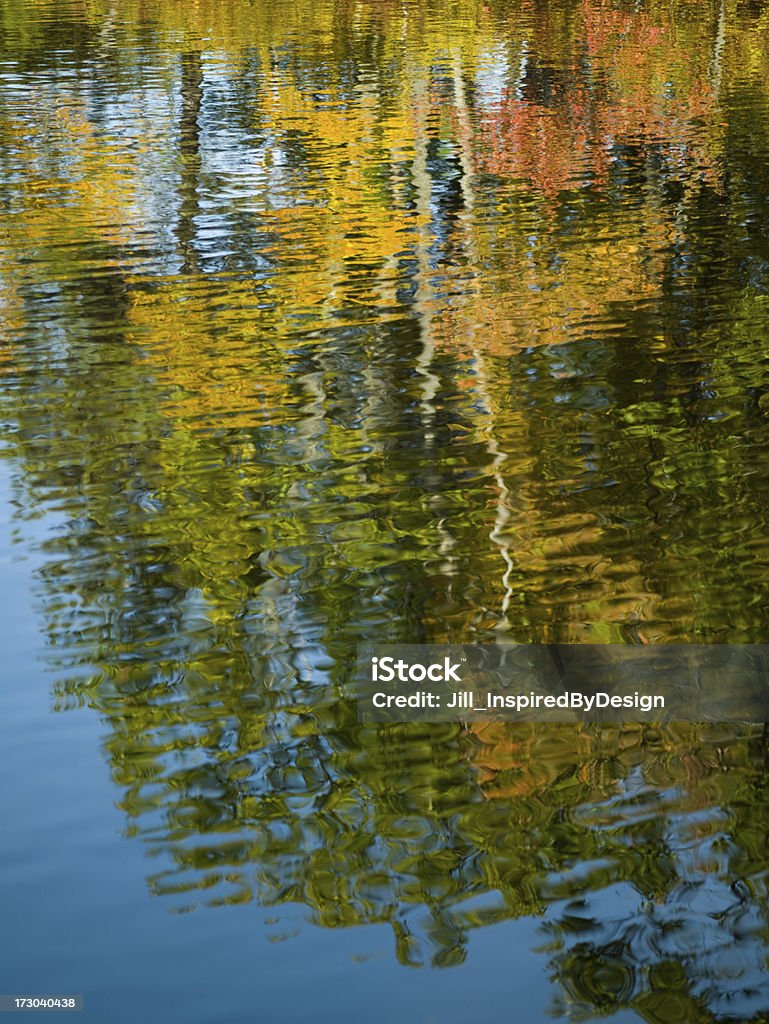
[3,0,769,1020]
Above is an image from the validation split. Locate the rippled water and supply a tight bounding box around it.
[3,0,769,1020]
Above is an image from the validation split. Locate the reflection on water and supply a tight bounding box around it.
[3,0,769,1018]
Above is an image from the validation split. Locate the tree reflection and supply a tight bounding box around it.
[2,0,769,1017]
